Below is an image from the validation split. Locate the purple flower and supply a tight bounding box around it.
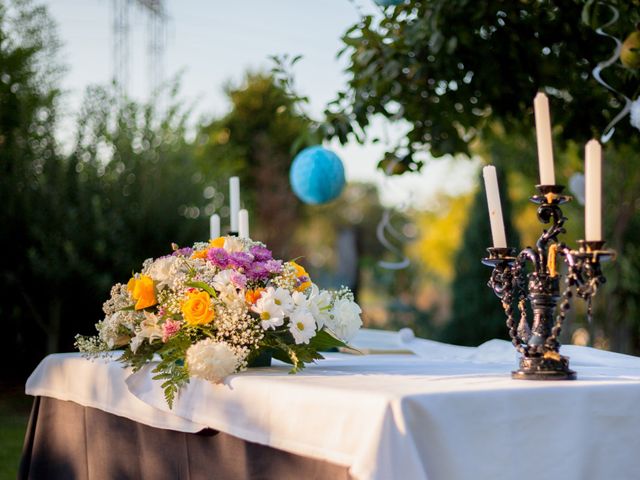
[230,271,247,289]
[172,247,193,257]
[264,259,283,274]
[207,248,229,268]
[250,245,273,262]
[246,262,270,281]
[228,251,253,270]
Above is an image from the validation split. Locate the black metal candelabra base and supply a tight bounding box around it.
[483,184,615,382]
[512,354,576,380]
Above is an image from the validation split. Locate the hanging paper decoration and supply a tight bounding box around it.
[568,172,586,206]
[591,4,633,142]
[375,156,411,270]
[289,146,345,204]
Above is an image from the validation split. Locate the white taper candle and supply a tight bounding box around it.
[482,165,508,248]
[209,213,220,240]
[585,139,602,241]
[534,92,556,185]
[238,209,249,239]
[229,176,240,233]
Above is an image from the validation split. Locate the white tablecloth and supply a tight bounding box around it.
[26,330,640,480]
[25,352,206,432]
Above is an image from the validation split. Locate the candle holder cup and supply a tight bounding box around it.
[483,185,615,380]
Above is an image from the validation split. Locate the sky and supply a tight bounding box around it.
[46,0,478,208]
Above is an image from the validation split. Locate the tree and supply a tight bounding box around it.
[327,0,639,169]
[325,0,640,351]
[0,0,66,379]
[0,0,207,381]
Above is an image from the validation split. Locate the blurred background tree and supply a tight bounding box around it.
[323,0,640,353]
[1,0,66,380]
[195,73,309,258]
[1,0,209,380]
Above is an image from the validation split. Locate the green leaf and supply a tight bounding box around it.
[185,281,218,298]
[309,329,350,351]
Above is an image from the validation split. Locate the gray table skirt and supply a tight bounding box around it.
[19,396,351,480]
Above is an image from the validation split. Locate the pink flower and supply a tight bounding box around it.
[162,319,182,343]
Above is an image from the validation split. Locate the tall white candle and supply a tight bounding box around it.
[585,139,602,241]
[238,209,249,239]
[229,176,240,233]
[534,92,556,185]
[209,214,220,239]
[482,166,507,248]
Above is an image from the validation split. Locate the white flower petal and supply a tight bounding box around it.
[186,339,240,383]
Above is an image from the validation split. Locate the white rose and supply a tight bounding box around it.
[146,256,178,288]
[223,236,246,253]
[328,298,362,343]
[212,269,234,291]
[186,339,240,383]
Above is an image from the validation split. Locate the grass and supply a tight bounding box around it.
[0,387,32,480]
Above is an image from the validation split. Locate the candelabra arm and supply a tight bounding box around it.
[518,247,539,272]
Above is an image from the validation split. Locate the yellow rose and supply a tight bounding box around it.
[127,275,157,310]
[181,290,215,326]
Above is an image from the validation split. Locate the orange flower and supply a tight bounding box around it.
[127,275,157,310]
[191,249,209,260]
[245,288,265,305]
[181,291,215,326]
[290,261,312,292]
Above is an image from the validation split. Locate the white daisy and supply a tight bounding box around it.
[251,289,286,330]
[271,286,294,314]
[289,308,317,344]
[291,290,309,309]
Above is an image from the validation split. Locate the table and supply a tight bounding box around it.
[21,329,640,480]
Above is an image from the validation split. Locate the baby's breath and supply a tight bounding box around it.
[102,283,132,316]
[272,263,297,291]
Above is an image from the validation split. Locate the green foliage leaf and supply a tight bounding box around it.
[309,329,349,351]
[185,281,218,298]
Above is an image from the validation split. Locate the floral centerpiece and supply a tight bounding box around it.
[76,236,362,407]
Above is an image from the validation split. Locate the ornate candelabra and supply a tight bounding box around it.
[482,185,615,380]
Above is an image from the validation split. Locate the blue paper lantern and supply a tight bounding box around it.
[373,0,406,6]
[289,146,346,204]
